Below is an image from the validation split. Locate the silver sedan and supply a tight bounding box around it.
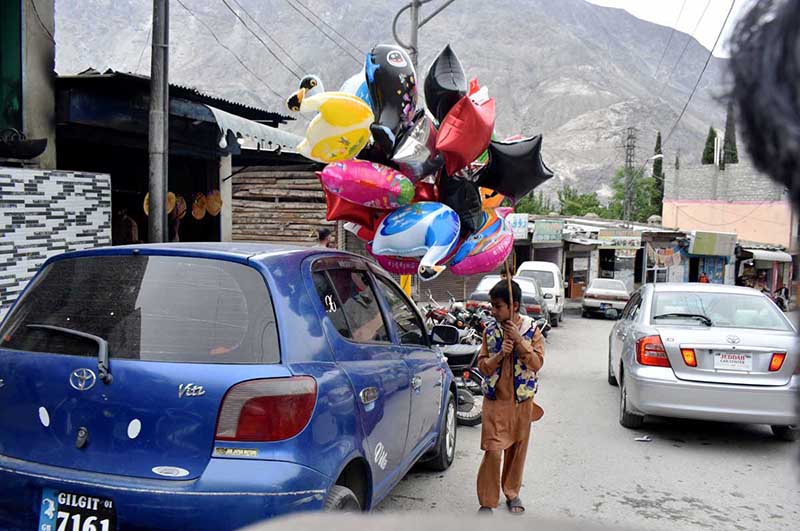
[608,283,799,440]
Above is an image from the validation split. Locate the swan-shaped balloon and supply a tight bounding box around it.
[319,160,414,209]
[340,70,373,108]
[449,208,514,276]
[371,202,460,281]
[287,76,374,163]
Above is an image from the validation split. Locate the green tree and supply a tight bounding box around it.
[606,167,661,222]
[516,191,554,215]
[557,185,605,217]
[722,101,739,167]
[653,131,664,204]
[702,126,717,164]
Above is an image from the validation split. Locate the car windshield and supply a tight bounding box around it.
[652,291,792,331]
[0,255,280,363]
[517,269,555,288]
[590,279,627,291]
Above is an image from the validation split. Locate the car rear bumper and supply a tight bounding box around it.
[583,298,626,311]
[626,365,800,426]
[0,454,330,531]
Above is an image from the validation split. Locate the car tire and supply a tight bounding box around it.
[607,349,618,387]
[771,425,799,442]
[324,485,361,512]
[582,310,589,318]
[619,370,644,429]
[427,391,457,471]
[551,313,560,327]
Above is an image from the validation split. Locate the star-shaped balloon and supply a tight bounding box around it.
[475,135,554,200]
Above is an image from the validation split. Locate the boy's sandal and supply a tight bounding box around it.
[506,497,525,514]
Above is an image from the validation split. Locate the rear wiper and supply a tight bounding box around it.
[652,313,712,327]
[27,324,112,384]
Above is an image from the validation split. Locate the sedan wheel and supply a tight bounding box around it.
[619,370,644,429]
[771,425,799,442]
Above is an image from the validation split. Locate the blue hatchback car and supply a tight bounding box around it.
[0,243,458,531]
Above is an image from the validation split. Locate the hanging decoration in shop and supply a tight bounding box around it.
[143,192,176,216]
[175,195,187,220]
[192,193,207,220]
[285,43,554,280]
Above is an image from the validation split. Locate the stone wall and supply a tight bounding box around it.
[665,163,788,202]
[0,168,111,316]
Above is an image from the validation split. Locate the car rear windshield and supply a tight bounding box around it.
[590,279,626,291]
[518,270,555,288]
[0,255,280,363]
[652,292,792,331]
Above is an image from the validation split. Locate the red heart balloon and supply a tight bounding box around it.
[437,96,496,175]
[324,189,384,231]
[413,181,438,203]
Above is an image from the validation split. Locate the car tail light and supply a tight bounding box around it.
[680,348,697,367]
[462,370,470,380]
[636,336,671,367]
[769,353,786,372]
[525,304,542,315]
[215,377,317,442]
[466,300,478,310]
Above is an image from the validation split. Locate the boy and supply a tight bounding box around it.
[477,280,544,515]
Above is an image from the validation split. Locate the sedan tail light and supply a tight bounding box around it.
[680,348,697,367]
[466,300,478,311]
[215,377,317,442]
[636,336,671,367]
[525,304,542,315]
[769,353,787,372]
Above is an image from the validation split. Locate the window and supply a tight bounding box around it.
[0,255,280,363]
[590,279,627,291]
[314,268,389,343]
[0,1,22,131]
[652,292,792,331]
[518,270,555,288]
[622,293,642,321]
[375,276,427,346]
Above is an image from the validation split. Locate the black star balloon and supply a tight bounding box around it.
[476,135,554,200]
[424,44,468,124]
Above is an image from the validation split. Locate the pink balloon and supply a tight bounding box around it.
[449,209,514,276]
[319,160,415,209]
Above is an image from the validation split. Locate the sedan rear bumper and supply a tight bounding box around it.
[627,365,800,426]
[583,298,627,311]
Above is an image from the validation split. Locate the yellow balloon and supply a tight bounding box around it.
[295,92,374,164]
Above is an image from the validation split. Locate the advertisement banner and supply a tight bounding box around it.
[598,230,641,250]
[532,219,564,243]
[689,231,737,257]
[506,213,529,240]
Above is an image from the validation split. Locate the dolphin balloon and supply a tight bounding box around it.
[449,208,514,276]
[371,202,460,281]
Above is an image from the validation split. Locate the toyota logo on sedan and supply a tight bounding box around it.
[69,368,97,391]
[726,335,741,345]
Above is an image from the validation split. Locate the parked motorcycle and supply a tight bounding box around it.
[441,341,484,427]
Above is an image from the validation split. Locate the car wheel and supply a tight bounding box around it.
[324,485,361,512]
[551,313,560,327]
[427,391,457,471]
[619,370,643,429]
[607,349,618,387]
[582,310,589,318]
[771,425,799,442]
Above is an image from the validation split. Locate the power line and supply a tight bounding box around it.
[220,0,302,80]
[135,25,152,74]
[675,202,767,227]
[29,0,55,43]
[664,0,737,147]
[658,0,713,99]
[228,0,307,74]
[174,0,284,100]
[293,0,367,57]
[653,0,688,78]
[283,0,363,65]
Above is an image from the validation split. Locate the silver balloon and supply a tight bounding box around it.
[391,112,444,181]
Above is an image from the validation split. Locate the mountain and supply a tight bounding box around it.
[54,0,729,197]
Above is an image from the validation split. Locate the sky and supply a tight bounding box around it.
[586,0,754,57]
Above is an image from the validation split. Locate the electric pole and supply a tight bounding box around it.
[393,0,458,69]
[148,0,169,242]
[621,127,638,221]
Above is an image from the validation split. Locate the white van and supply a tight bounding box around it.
[516,261,566,326]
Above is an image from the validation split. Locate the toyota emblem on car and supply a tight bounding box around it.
[69,368,97,391]
[726,335,741,345]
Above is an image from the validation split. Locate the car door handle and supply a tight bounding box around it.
[411,376,422,391]
[359,387,379,405]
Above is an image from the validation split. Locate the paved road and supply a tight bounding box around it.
[377,315,800,529]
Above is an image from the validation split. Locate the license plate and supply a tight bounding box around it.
[714,352,753,371]
[38,488,116,531]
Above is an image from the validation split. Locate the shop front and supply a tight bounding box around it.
[736,246,793,295]
[597,230,640,292]
[530,219,564,269]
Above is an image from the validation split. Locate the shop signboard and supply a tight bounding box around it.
[573,257,589,271]
[532,219,563,242]
[506,213,529,240]
[598,230,641,250]
[689,231,737,257]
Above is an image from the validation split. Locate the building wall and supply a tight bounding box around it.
[22,0,57,168]
[0,168,111,316]
[663,163,793,247]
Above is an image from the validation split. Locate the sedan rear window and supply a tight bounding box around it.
[0,255,280,363]
[590,279,627,291]
[652,292,792,331]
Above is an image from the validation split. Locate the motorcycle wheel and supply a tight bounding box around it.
[456,374,484,427]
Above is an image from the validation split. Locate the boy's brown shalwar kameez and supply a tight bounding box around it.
[476,318,544,509]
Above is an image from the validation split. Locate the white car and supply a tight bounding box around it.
[609,283,799,440]
[516,261,566,326]
[582,279,630,318]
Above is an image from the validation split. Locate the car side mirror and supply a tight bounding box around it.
[564,282,569,289]
[430,325,460,345]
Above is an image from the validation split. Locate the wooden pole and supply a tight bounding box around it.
[505,257,514,317]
